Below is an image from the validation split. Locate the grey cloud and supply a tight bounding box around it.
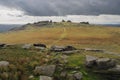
[0,0,120,16]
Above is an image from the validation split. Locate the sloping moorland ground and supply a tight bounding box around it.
[0,22,120,80]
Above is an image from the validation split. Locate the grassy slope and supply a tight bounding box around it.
[0,22,120,80]
[0,22,120,52]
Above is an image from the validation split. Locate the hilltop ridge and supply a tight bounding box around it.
[9,21,90,31]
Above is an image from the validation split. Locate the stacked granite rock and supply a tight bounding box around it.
[85,55,120,79]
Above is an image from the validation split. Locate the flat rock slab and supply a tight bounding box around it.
[86,55,98,62]
[22,44,32,49]
[34,65,56,76]
[62,50,80,54]
[85,55,98,67]
[84,48,104,52]
[33,43,46,48]
[40,76,53,80]
[35,47,46,50]
[96,58,116,69]
[50,46,66,52]
[85,55,117,70]
[50,45,76,52]
[74,72,83,80]
[108,65,120,73]
[94,65,120,75]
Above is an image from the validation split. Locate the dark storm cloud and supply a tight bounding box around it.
[0,0,120,16]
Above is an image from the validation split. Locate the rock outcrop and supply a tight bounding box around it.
[50,45,78,54]
[50,46,67,52]
[22,44,32,49]
[96,58,116,69]
[66,72,82,80]
[108,65,120,73]
[34,65,56,76]
[85,55,97,68]
[85,55,120,79]
[0,43,6,48]
[83,48,104,52]
[40,76,53,80]
[33,43,46,50]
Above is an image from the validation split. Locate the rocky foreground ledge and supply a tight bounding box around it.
[86,55,120,79]
[0,43,120,80]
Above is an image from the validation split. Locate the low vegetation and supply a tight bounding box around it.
[0,22,120,80]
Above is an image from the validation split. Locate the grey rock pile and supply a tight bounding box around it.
[34,63,83,80]
[50,45,79,54]
[85,55,120,78]
[34,65,56,76]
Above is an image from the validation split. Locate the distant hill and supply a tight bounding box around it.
[95,24,120,27]
[0,24,22,32]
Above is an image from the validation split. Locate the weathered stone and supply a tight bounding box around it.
[74,72,82,80]
[0,61,9,67]
[50,45,76,52]
[40,76,53,80]
[94,65,120,75]
[0,43,6,48]
[50,46,66,52]
[60,71,67,78]
[108,65,120,73]
[96,58,116,69]
[34,21,52,26]
[66,73,75,80]
[33,43,46,50]
[52,55,68,65]
[28,75,34,79]
[60,55,68,63]
[64,46,76,51]
[85,56,116,69]
[22,44,32,49]
[62,50,79,55]
[85,55,98,68]
[35,47,46,50]
[33,43,46,48]
[84,48,104,52]
[66,72,82,80]
[34,65,56,76]
[85,56,120,79]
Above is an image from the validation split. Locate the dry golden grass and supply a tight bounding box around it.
[0,22,120,51]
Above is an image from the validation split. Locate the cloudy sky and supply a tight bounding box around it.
[0,0,120,24]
